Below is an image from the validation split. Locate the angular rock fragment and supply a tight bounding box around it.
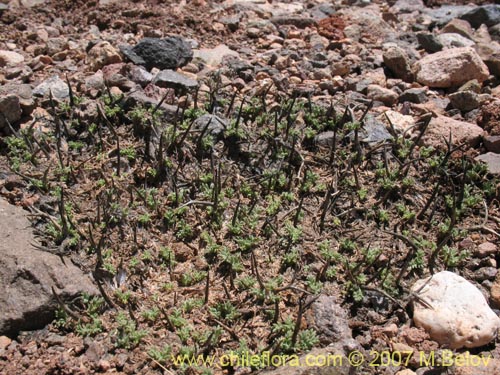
[120,37,193,71]
[414,47,489,88]
[0,199,97,336]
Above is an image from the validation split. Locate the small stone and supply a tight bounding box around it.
[436,33,475,49]
[270,16,317,28]
[382,110,415,132]
[85,70,105,93]
[0,336,11,350]
[193,44,239,67]
[153,70,198,92]
[314,131,335,147]
[46,37,68,56]
[219,15,240,32]
[383,46,413,82]
[423,115,482,149]
[417,32,443,53]
[459,79,482,93]
[449,91,480,111]
[412,271,500,349]
[390,0,424,14]
[442,19,474,40]
[0,84,34,116]
[475,152,500,174]
[87,41,122,71]
[44,333,65,346]
[399,88,427,103]
[0,50,24,67]
[483,135,500,153]
[330,61,350,76]
[414,47,489,88]
[98,359,111,371]
[305,294,352,345]
[127,65,152,87]
[367,84,398,106]
[360,115,393,143]
[475,42,500,78]
[475,267,498,282]
[20,0,46,7]
[382,323,399,336]
[0,95,22,133]
[192,114,227,140]
[476,242,498,258]
[33,75,69,100]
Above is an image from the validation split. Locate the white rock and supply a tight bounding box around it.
[412,271,500,349]
[20,0,46,7]
[414,47,489,88]
[0,50,24,67]
[382,110,415,133]
[193,44,239,66]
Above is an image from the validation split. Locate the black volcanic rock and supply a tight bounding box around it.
[120,36,193,71]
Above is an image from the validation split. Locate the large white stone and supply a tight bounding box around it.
[412,271,500,349]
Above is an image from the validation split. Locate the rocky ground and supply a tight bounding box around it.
[2,0,500,374]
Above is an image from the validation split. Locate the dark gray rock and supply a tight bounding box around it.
[153,70,198,92]
[226,57,253,74]
[345,78,372,93]
[192,114,227,140]
[314,131,335,147]
[360,115,393,144]
[424,5,475,27]
[460,5,500,28]
[417,32,443,53]
[475,267,498,282]
[0,198,97,336]
[119,36,193,71]
[449,90,480,111]
[0,95,22,133]
[33,75,69,100]
[400,88,427,103]
[484,135,500,153]
[490,24,500,42]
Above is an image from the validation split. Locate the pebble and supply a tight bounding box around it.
[411,271,500,349]
[475,152,500,174]
[0,50,25,67]
[414,47,489,88]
